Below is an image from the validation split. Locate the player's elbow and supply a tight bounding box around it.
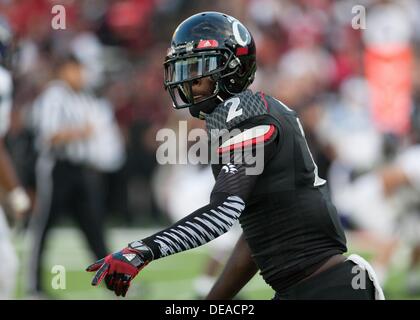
[209,194,245,229]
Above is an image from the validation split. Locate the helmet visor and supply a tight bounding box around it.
[164,54,222,84]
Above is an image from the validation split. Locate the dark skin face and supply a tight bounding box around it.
[190,76,215,103]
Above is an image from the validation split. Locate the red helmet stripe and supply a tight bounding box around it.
[236,47,249,56]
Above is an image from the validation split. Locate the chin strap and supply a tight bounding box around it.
[198,111,207,120]
[196,95,226,120]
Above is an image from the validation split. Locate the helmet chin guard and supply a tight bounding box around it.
[188,90,226,119]
[164,11,257,118]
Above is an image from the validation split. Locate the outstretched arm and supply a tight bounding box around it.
[86,157,254,297]
[206,234,258,300]
[87,122,279,297]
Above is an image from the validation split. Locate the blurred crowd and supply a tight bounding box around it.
[1,0,420,297]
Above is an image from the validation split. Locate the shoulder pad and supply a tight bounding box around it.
[217,124,277,154]
[205,90,268,139]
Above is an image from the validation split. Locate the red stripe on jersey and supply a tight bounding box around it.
[217,125,276,154]
[260,92,269,111]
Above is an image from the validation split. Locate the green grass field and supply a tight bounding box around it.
[13,227,420,300]
[15,227,273,300]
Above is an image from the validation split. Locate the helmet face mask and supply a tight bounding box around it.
[164,47,239,109]
[163,12,256,117]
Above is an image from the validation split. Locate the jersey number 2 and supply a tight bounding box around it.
[226,97,242,122]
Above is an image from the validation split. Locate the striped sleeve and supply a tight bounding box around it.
[142,195,245,259]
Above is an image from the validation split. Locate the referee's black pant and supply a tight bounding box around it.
[28,157,108,294]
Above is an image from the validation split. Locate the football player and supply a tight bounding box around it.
[331,104,420,292]
[0,16,30,299]
[87,12,384,300]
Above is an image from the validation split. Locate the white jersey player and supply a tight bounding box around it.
[333,142,420,286]
[0,17,30,299]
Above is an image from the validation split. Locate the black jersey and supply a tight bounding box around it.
[206,90,347,293]
[142,89,346,294]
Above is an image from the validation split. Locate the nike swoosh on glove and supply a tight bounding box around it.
[86,241,154,297]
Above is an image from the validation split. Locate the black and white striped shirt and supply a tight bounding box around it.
[31,80,91,163]
[31,80,124,170]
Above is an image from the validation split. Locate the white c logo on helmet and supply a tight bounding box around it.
[232,20,250,46]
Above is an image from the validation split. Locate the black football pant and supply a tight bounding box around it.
[28,158,108,294]
[273,260,378,300]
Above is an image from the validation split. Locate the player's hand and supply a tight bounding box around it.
[86,241,154,297]
[6,186,30,221]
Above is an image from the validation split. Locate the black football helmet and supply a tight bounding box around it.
[163,12,256,118]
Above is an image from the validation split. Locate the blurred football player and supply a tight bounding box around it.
[0,16,30,299]
[333,104,420,292]
[87,12,384,300]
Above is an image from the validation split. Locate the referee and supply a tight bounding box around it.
[28,55,108,297]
